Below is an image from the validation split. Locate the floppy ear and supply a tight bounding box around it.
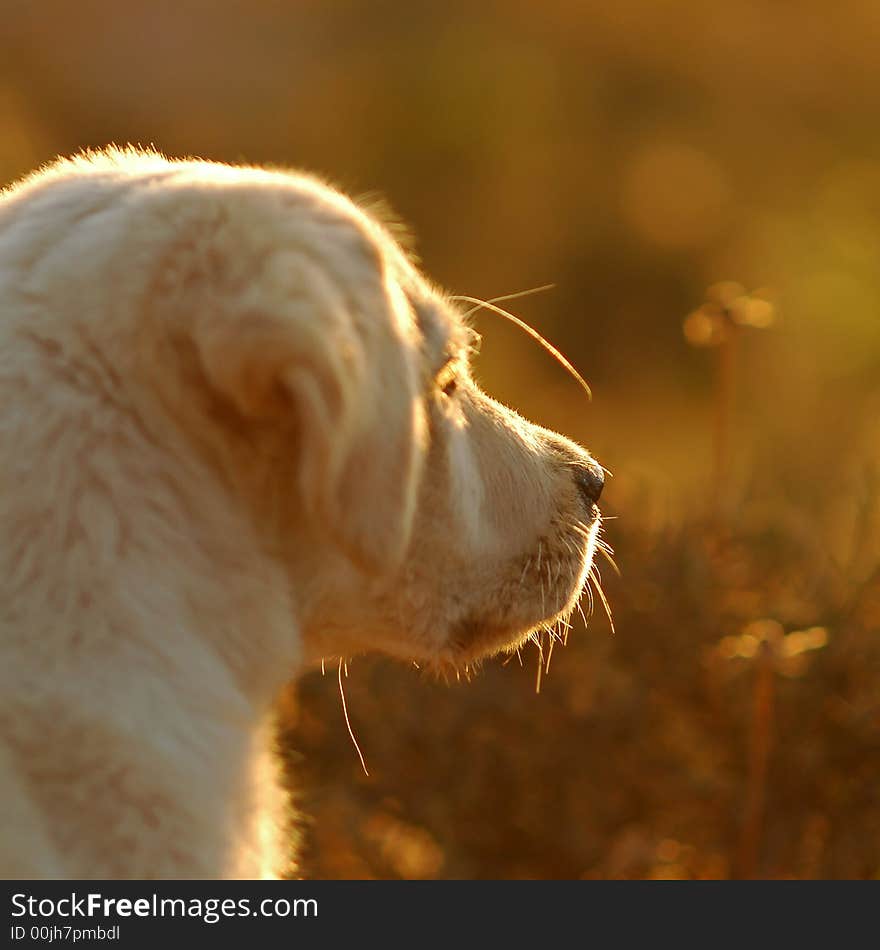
[193,249,425,570]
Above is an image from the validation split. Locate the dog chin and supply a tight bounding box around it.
[441,553,596,669]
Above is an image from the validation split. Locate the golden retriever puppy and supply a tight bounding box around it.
[0,148,605,878]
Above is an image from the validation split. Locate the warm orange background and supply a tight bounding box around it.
[3,2,878,878]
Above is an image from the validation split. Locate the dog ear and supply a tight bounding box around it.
[192,248,425,570]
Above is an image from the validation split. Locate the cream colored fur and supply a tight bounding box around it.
[0,149,603,878]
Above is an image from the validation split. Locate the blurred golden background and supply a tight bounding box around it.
[3,1,878,878]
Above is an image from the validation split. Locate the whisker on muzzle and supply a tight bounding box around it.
[596,544,621,577]
[571,522,594,542]
[589,566,615,635]
[544,631,556,676]
[534,631,545,694]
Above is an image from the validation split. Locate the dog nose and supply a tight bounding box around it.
[573,460,604,507]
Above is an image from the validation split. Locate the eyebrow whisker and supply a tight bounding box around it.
[453,284,557,317]
[449,290,592,401]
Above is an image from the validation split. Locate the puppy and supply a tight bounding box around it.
[0,148,605,878]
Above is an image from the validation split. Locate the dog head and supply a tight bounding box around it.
[151,160,603,669]
[51,151,605,670]
[175,166,605,670]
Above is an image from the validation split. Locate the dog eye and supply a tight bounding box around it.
[436,360,458,398]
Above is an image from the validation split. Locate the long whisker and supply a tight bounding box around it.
[545,631,556,675]
[590,568,615,635]
[453,284,557,317]
[338,658,369,776]
[531,631,546,694]
[538,545,546,617]
[583,578,595,620]
[573,523,621,574]
[449,293,592,400]
[597,544,621,577]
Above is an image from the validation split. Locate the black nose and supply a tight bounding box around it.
[573,460,604,507]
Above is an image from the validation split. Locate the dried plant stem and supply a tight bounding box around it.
[712,323,740,525]
[737,640,775,878]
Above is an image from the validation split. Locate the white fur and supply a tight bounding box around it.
[0,149,602,878]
